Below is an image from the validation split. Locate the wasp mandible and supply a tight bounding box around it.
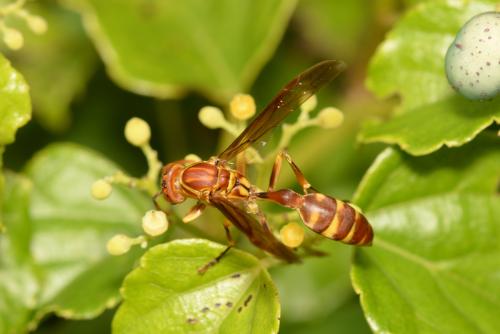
[156,60,373,272]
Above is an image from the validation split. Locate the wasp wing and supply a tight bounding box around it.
[210,194,300,263]
[218,60,346,161]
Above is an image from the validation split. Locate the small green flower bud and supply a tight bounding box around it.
[27,15,48,34]
[316,107,344,129]
[280,222,304,248]
[184,153,202,162]
[124,117,151,147]
[106,234,133,255]
[230,94,256,120]
[91,179,112,200]
[198,106,226,129]
[142,210,169,236]
[301,95,317,113]
[3,27,23,50]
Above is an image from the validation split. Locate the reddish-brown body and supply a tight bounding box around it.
[157,60,373,267]
[161,159,252,204]
[161,159,373,249]
[258,190,373,245]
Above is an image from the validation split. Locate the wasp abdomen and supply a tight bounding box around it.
[299,193,372,246]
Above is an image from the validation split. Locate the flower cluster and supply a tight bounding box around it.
[94,93,344,254]
[198,93,345,248]
[198,93,344,165]
[0,0,47,50]
[91,117,168,256]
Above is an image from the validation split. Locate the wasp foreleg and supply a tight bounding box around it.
[182,202,206,223]
[197,219,235,274]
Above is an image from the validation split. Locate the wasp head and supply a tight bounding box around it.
[160,162,186,204]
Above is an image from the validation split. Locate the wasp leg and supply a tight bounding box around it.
[269,150,314,194]
[236,152,247,176]
[197,220,235,274]
[152,192,176,221]
[152,192,163,211]
[182,202,206,223]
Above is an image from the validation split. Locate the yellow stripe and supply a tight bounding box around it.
[340,210,358,243]
[308,211,320,226]
[227,171,236,193]
[239,176,251,188]
[320,201,344,239]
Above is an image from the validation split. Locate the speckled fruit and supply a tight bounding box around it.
[445,11,500,100]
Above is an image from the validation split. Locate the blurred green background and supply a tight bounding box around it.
[1,0,417,332]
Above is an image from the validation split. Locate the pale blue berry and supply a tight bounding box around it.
[445,12,500,100]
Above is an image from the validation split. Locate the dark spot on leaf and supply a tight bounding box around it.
[484,28,490,32]
[187,317,198,324]
[226,302,233,308]
[201,307,210,313]
[455,43,463,49]
[215,303,221,308]
[244,294,253,307]
[231,273,241,279]
[237,306,242,313]
[487,62,491,66]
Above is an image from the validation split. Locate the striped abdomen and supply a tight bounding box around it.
[298,193,373,246]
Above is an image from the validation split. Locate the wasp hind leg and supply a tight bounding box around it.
[269,150,315,194]
[197,219,235,274]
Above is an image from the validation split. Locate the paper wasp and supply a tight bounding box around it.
[157,60,373,271]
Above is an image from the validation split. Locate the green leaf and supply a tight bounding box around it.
[271,242,354,322]
[351,134,500,333]
[0,52,31,226]
[65,0,297,102]
[0,52,31,146]
[113,239,280,334]
[360,0,500,155]
[0,172,38,334]
[25,143,150,321]
[2,1,96,132]
[280,297,371,334]
[296,0,370,61]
